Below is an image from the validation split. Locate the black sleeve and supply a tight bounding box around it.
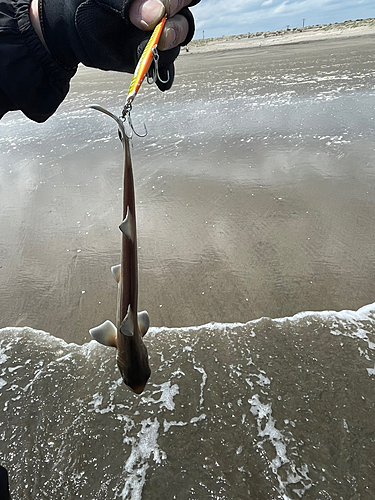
[0,466,11,500]
[0,88,16,120]
[0,0,77,122]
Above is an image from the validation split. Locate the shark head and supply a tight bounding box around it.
[127,380,148,395]
[117,341,151,394]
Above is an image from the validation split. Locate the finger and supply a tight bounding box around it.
[162,0,193,18]
[129,0,192,30]
[129,0,165,30]
[158,14,189,51]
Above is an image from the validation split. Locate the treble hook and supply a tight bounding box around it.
[127,108,148,138]
[147,47,170,85]
[120,101,147,138]
[89,104,147,140]
[89,104,127,140]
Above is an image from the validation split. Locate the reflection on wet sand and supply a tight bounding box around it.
[0,35,375,343]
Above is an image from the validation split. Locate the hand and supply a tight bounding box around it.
[32,0,200,88]
[129,0,193,51]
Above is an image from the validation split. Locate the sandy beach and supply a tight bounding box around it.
[185,18,375,53]
[2,24,375,499]
[1,22,375,344]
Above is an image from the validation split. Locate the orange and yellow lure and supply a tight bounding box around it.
[122,14,167,119]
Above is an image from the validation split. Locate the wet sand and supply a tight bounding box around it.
[1,30,375,343]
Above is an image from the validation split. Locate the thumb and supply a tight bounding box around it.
[129,0,165,30]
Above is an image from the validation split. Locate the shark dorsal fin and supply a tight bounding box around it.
[111,264,121,283]
[119,206,135,242]
[120,305,134,337]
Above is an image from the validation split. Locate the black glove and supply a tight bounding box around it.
[41,0,200,91]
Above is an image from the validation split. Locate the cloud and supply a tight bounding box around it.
[191,0,375,38]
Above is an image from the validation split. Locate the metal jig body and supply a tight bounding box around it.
[90,14,168,138]
[121,14,168,124]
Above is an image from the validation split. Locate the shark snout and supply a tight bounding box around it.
[130,382,147,394]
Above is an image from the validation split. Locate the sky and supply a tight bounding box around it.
[191,0,375,39]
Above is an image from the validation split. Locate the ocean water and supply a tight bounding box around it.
[1,304,375,499]
[1,35,375,499]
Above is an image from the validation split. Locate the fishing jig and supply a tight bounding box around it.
[89,14,168,138]
[122,14,168,122]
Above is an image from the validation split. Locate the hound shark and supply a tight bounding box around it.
[89,106,151,394]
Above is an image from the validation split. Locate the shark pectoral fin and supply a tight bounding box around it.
[119,206,135,241]
[120,305,134,337]
[89,320,117,348]
[138,311,150,337]
[111,264,121,283]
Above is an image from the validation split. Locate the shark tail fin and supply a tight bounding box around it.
[137,311,150,336]
[89,320,117,348]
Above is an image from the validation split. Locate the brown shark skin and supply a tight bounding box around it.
[116,134,151,394]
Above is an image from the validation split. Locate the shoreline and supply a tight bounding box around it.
[184,18,375,54]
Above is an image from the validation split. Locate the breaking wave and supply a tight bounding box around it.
[1,303,375,499]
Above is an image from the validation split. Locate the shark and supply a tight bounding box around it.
[89,106,151,394]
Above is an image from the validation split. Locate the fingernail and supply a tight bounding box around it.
[163,27,178,49]
[140,0,164,28]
